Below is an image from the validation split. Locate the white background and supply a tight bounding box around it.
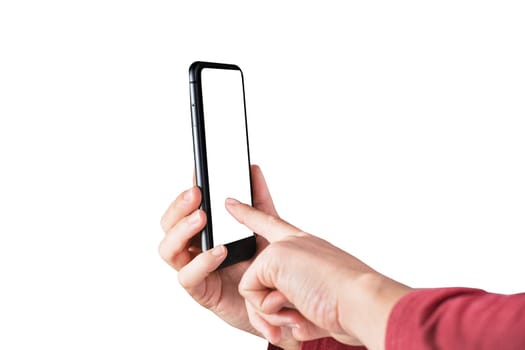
[1,1,524,349]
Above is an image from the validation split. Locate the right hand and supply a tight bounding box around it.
[159,165,301,350]
[226,200,411,350]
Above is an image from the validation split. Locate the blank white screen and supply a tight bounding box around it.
[201,68,253,246]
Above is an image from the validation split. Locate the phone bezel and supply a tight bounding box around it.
[188,61,256,269]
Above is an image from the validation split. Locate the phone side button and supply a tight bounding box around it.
[189,83,196,103]
[191,105,197,119]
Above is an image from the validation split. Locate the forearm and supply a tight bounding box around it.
[338,273,412,350]
[385,288,525,349]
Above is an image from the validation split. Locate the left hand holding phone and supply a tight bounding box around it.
[159,165,301,350]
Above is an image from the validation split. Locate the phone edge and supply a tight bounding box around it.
[188,61,256,268]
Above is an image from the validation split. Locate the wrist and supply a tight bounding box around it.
[338,272,412,350]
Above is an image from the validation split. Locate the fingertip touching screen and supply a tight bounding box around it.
[200,68,253,246]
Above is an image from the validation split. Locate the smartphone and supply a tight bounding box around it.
[188,61,256,269]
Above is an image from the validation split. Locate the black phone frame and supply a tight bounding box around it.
[188,61,256,269]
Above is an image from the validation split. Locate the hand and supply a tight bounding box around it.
[159,165,301,350]
[226,199,412,350]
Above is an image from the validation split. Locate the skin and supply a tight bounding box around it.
[159,165,301,350]
[160,164,412,349]
[226,199,413,350]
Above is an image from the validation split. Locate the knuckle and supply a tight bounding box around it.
[291,328,310,341]
[158,234,184,264]
[177,270,189,289]
[160,200,178,231]
[160,216,168,232]
[238,278,250,297]
[158,240,170,262]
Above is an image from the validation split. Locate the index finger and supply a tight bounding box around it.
[225,198,301,243]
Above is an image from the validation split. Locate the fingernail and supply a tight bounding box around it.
[211,245,225,256]
[225,198,240,205]
[288,324,300,329]
[188,210,200,224]
[183,188,194,201]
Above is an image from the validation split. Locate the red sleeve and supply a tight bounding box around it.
[301,339,366,350]
[386,287,525,350]
[267,338,366,350]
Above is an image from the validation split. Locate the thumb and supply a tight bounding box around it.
[225,198,301,243]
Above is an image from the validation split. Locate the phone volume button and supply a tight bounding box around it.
[189,85,196,105]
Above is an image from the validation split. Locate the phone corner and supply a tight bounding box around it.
[188,61,205,81]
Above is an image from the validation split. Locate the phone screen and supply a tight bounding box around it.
[200,68,253,246]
